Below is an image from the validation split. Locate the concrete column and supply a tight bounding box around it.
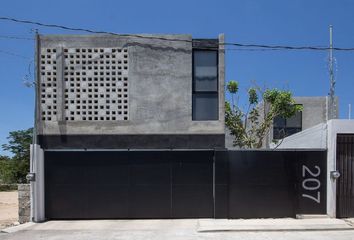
[326,121,336,217]
[56,47,65,122]
[218,34,225,128]
[30,144,45,222]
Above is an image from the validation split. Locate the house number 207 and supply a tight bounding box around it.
[301,165,321,203]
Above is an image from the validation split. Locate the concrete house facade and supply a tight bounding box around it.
[31,34,226,221]
[29,33,337,221]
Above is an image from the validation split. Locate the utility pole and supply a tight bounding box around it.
[328,25,336,119]
[33,29,39,145]
[27,28,39,222]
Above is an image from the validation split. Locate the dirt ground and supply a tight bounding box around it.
[0,191,18,229]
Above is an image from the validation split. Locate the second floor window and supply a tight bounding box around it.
[192,50,218,120]
[273,108,302,140]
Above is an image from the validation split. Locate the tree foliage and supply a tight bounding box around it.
[0,155,14,184]
[225,81,302,149]
[0,128,32,183]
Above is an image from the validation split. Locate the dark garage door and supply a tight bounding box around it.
[45,150,214,219]
[337,134,354,218]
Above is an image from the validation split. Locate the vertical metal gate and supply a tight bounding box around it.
[336,134,354,218]
[44,150,326,219]
[215,150,327,218]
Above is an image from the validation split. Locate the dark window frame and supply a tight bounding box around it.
[273,106,303,140]
[192,49,219,121]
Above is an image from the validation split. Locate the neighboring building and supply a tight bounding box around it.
[271,96,338,141]
[226,96,338,149]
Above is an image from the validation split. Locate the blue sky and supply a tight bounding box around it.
[1,0,354,155]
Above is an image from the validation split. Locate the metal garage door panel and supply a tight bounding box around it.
[45,151,172,219]
[45,151,214,219]
[45,151,133,219]
[45,184,87,219]
[228,151,296,218]
[170,151,214,218]
[86,185,131,218]
[130,153,171,218]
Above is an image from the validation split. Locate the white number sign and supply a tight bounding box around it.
[301,165,321,203]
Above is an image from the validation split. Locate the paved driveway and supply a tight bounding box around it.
[1,219,354,240]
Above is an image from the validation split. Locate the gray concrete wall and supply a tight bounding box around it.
[225,128,238,150]
[37,34,225,135]
[293,97,328,129]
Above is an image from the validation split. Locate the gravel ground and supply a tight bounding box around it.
[0,191,18,229]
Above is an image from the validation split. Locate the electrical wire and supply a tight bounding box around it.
[1,16,354,51]
[225,48,294,51]
[0,34,33,40]
[225,43,354,51]
[0,16,196,43]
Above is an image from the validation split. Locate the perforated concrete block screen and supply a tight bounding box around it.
[40,47,129,121]
[40,48,58,121]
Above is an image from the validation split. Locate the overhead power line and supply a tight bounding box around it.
[225,43,354,51]
[1,16,354,51]
[0,16,196,43]
[0,35,33,40]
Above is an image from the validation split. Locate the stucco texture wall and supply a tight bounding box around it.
[38,34,224,135]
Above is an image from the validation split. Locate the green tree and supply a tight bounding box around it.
[0,128,33,183]
[225,81,302,149]
[0,155,14,183]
